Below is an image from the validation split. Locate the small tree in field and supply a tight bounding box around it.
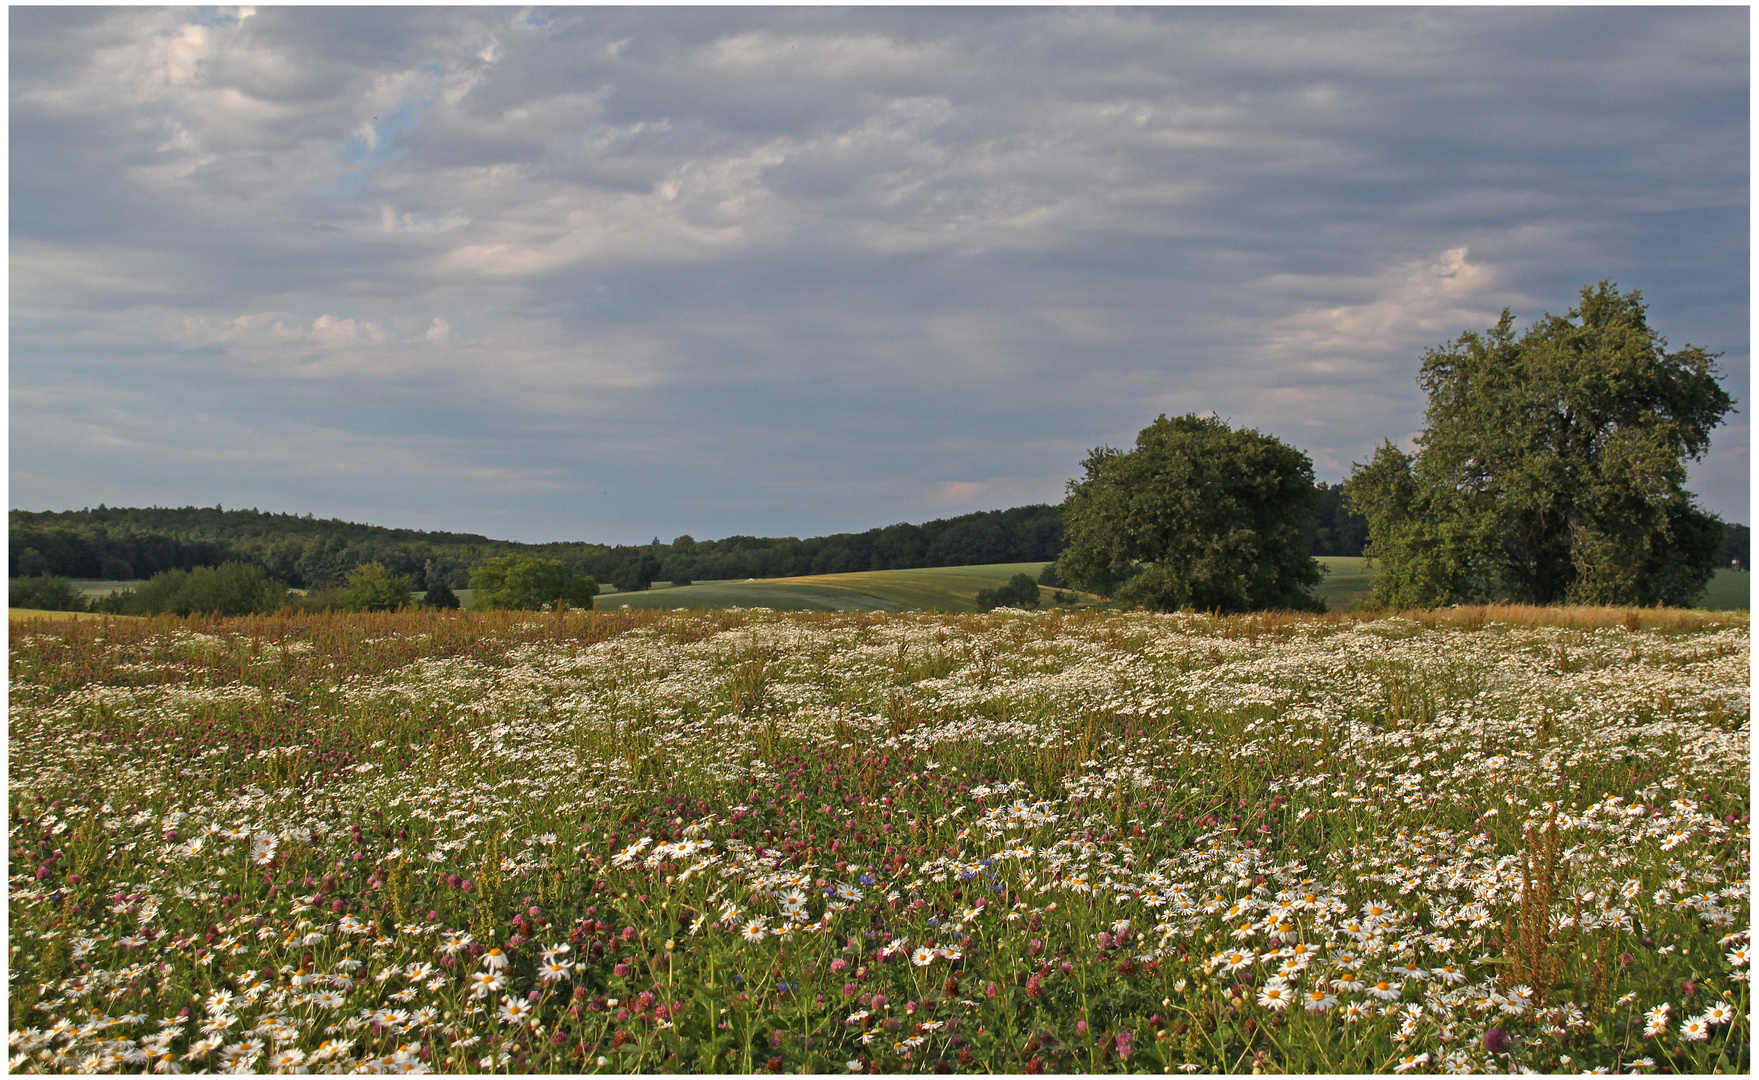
[422,579,461,610]
[10,576,88,612]
[1055,414,1325,613]
[97,563,288,616]
[337,562,414,612]
[469,554,599,611]
[976,573,1041,611]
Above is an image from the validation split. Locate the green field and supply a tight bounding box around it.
[1313,556,1375,611]
[765,562,1081,612]
[64,578,147,597]
[591,559,1749,615]
[1313,559,1748,613]
[33,562,1752,616]
[598,580,917,612]
[599,563,1116,613]
[7,607,138,622]
[1697,567,1752,610]
[594,563,1071,613]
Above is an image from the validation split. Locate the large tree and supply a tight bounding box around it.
[1346,282,1733,608]
[1055,413,1325,613]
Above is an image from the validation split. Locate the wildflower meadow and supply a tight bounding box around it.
[8,606,1750,1074]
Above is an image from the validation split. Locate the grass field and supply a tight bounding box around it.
[1313,559,1748,613]
[595,564,1072,613]
[1696,568,1752,610]
[7,605,1747,1074]
[64,578,148,598]
[599,581,917,612]
[21,562,1750,620]
[6,608,138,622]
[1313,557,1375,612]
[592,559,1748,615]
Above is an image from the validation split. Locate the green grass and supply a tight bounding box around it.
[1314,559,1749,613]
[1696,568,1751,610]
[590,563,1079,613]
[65,578,147,598]
[598,580,916,612]
[1314,556,1375,611]
[590,559,1750,615]
[765,562,1067,612]
[52,560,1753,616]
[7,608,138,621]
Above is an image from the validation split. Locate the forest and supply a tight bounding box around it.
[8,502,1070,591]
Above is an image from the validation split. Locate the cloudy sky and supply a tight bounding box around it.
[11,6,1749,543]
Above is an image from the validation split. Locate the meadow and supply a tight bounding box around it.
[27,563,1745,619]
[587,562,1748,616]
[7,605,1749,1074]
[595,564,1095,615]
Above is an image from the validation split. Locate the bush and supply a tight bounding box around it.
[976,573,1041,612]
[336,562,414,612]
[469,554,599,611]
[10,576,89,612]
[422,580,461,610]
[98,563,289,617]
[1037,562,1066,588]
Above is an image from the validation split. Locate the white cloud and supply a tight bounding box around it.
[699,31,954,81]
[1260,246,1504,364]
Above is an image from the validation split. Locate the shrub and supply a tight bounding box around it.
[336,562,414,612]
[97,562,288,616]
[422,580,461,610]
[976,573,1041,612]
[469,554,599,611]
[10,576,89,612]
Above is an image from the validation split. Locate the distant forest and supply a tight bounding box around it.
[10,502,1069,591]
[9,488,1745,591]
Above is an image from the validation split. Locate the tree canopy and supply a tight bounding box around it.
[975,573,1040,612]
[1055,414,1326,613]
[336,562,414,612]
[1345,282,1733,608]
[10,576,88,612]
[9,503,1069,588]
[422,579,461,610]
[96,563,288,617]
[468,554,599,611]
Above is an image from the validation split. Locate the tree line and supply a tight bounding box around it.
[8,489,1392,594]
[7,503,1065,590]
[8,553,608,618]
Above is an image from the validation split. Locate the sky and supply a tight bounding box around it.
[10,6,1750,544]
